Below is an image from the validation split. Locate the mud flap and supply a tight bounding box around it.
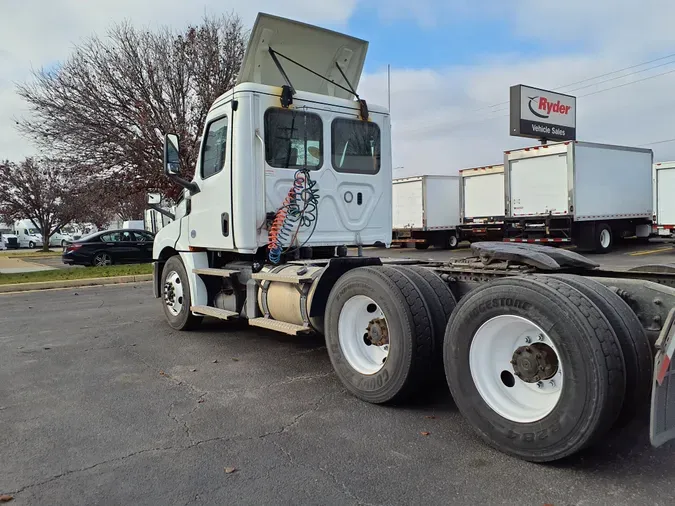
[650,307,675,447]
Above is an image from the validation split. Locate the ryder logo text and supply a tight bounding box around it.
[528,96,572,119]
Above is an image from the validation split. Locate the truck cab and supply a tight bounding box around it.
[13,220,43,249]
[153,13,391,265]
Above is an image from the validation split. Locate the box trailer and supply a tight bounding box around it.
[392,175,461,249]
[458,164,505,242]
[653,161,675,237]
[504,141,653,253]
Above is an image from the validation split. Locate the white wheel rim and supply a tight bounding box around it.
[450,236,458,247]
[95,254,111,266]
[338,295,390,375]
[600,229,611,248]
[469,315,563,423]
[163,270,184,316]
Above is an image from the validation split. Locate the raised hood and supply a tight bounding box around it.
[236,13,368,100]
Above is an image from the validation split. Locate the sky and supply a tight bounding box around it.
[2,0,675,178]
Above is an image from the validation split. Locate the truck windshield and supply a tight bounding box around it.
[264,108,322,170]
[28,228,40,235]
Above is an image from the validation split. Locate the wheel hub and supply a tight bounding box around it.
[511,343,558,383]
[366,318,389,346]
[163,271,183,316]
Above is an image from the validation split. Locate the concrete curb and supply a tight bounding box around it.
[0,274,153,293]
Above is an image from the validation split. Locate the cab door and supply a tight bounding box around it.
[187,110,234,250]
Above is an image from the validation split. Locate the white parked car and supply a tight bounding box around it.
[49,229,74,247]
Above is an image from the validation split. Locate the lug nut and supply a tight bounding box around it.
[538,365,545,371]
[515,349,522,355]
[524,336,532,344]
[525,346,532,353]
[538,334,544,341]
[536,381,543,389]
[549,380,556,387]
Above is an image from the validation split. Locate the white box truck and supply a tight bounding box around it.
[504,141,653,252]
[147,12,675,463]
[392,175,461,249]
[458,164,505,242]
[653,161,675,237]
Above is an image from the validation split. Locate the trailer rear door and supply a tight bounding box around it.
[464,172,504,220]
[657,167,675,226]
[393,178,424,229]
[509,153,569,217]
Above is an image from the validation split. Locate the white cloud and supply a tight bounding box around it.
[0,0,357,161]
[358,0,675,177]
[3,0,675,176]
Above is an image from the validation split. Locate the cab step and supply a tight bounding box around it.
[190,305,239,320]
[248,317,313,335]
[251,271,313,284]
[193,268,239,277]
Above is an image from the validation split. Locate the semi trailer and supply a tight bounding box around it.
[653,161,675,237]
[503,141,653,253]
[458,164,505,242]
[151,13,675,463]
[392,175,461,249]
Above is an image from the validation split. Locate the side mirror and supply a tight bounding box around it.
[147,193,161,205]
[163,134,180,176]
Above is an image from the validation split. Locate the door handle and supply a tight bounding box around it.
[222,213,230,237]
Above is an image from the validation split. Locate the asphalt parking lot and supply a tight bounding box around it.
[2,247,675,505]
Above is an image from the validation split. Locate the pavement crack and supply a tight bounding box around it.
[9,445,178,496]
[317,465,380,506]
[248,372,334,394]
[258,391,334,439]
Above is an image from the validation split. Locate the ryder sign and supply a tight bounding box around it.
[510,85,576,141]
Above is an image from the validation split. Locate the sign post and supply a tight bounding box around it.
[509,85,576,143]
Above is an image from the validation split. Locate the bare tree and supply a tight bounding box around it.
[17,14,247,198]
[0,158,86,251]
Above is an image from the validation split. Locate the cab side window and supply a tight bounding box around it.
[201,116,228,179]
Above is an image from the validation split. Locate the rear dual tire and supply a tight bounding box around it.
[325,266,444,404]
[444,275,628,462]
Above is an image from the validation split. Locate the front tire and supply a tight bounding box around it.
[161,256,202,331]
[28,241,35,249]
[324,266,433,404]
[444,275,626,462]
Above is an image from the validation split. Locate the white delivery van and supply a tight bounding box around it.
[653,161,675,236]
[504,141,653,252]
[392,175,461,249]
[123,220,144,230]
[457,164,505,242]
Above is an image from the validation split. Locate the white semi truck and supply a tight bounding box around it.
[653,161,675,237]
[392,175,461,249]
[151,13,675,463]
[503,142,653,253]
[458,164,505,242]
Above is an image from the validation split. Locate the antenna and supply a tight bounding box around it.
[387,64,391,112]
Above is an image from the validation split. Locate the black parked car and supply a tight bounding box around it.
[62,229,155,266]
